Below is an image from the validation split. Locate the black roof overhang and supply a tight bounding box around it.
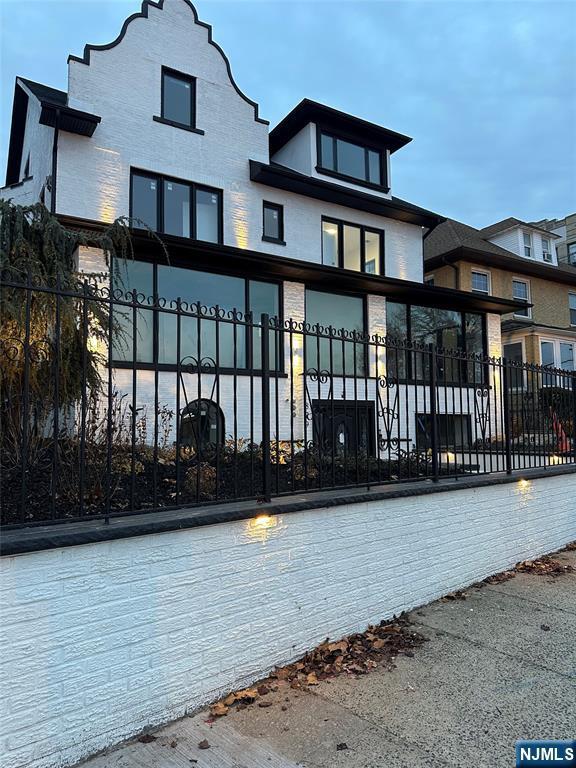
[5,82,28,186]
[39,102,101,137]
[59,215,524,315]
[426,246,576,287]
[250,161,443,230]
[270,99,412,156]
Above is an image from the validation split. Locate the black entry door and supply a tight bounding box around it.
[312,400,375,455]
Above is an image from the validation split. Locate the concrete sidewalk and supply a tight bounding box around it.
[84,549,576,768]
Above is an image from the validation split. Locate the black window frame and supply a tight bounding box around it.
[385,300,488,385]
[321,216,385,276]
[568,242,576,265]
[304,286,369,377]
[153,66,205,135]
[130,169,223,244]
[111,258,284,375]
[316,128,388,192]
[262,201,285,245]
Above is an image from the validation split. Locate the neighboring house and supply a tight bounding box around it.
[0,0,521,454]
[533,213,576,267]
[424,217,576,372]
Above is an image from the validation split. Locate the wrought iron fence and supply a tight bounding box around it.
[2,273,576,527]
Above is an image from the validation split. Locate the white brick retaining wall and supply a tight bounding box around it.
[2,472,575,768]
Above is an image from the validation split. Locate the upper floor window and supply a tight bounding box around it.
[161,68,196,128]
[425,276,435,286]
[570,294,576,326]
[131,170,222,244]
[321,217,384,276]
[317,131,385,190]
[568,242,576,265]
[471,270,490,294]
[262,202,285,244]
[523,232,532,258]
[542,237,552,262]
[512,278,531,318]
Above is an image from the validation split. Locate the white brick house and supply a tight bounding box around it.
[1,0,519,457]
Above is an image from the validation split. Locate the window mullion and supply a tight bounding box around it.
[191,184,196,240]
[158,175,164,233]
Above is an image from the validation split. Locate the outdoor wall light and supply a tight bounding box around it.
[244,513,279,542]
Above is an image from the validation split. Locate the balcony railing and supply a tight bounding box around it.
[1,273,576,527]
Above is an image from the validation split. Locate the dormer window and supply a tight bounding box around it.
[542,238,552,262]
[523,232,532,258]
[317,130,385,190]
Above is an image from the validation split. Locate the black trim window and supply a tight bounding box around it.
[262,201,285,244]
[568,242,576,265]
[112,260,282,371]
[160,67,196,129]
[386,301,486,384]
[305,288,366,375]
[131,170,222,244]
[322,217,384,276]
[317,130,386,190]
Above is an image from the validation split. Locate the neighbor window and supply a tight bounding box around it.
[262,202,284,243]
[512,279,530,318]
[161,68,195,128]
[540,339,575,385]
[321,218,384,275]
[112,259,281,370]
[570,294,576,326]
[318,131,384,188]
[523,232,532,258]
[131,171,222,243]
[542,238,552,262]
[503,342,524,390]
[568,243,576,265]
[305,289,365,374]
[471,270,490,294]
[424,276,435,286]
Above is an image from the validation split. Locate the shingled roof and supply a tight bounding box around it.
[479,216,560,239]
[424,217,576,286]
[424,219,515,261]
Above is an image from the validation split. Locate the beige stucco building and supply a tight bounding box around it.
[424,217,576,371]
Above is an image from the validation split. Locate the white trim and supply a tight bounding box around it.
[569,292,576,327]
[471,268,491,294]
[512,276,531,319]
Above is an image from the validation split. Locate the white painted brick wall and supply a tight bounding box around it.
[21,0,423,281]
[1,472,575,768]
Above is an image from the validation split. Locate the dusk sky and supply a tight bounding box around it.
[1,0,574,227]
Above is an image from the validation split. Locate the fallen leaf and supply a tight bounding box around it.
[540,624,551,632]
[210,702,229,717]
[306,672,319,685]
[138,734,157,743]
[336,743,348,751]
[258,701,273,708]
[170,740,177,748]
[198,739,210,750]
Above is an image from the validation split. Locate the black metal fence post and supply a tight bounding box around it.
[260,313,272,502]
[429,343,439,482]
[572,374,576,464]
[502,360,513,474]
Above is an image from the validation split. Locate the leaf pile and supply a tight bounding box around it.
[209,615,426,718]
[515,555,574,578]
